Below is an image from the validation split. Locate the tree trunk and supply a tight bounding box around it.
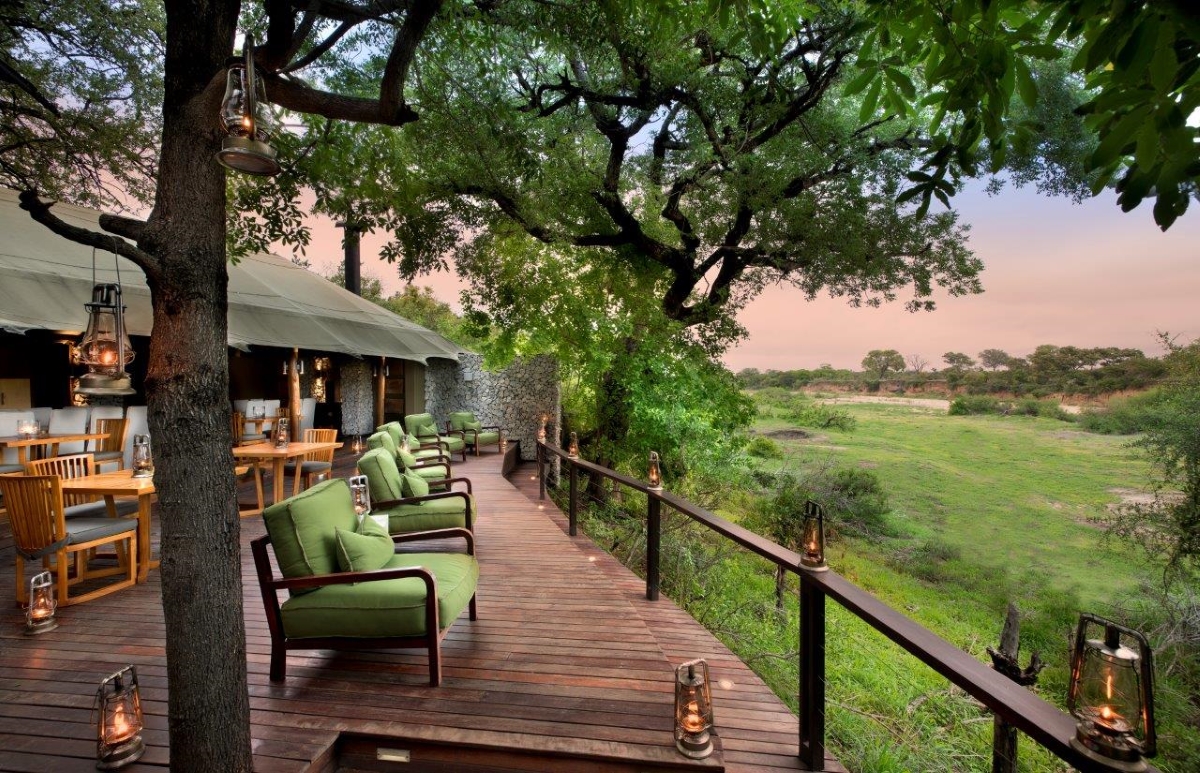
[140,1,253,769]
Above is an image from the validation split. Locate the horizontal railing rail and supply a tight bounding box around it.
[535,440,1158,773]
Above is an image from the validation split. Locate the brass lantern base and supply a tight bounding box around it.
[676,731,713,759]
[97,736,144,770]
[1071,723,1147,772]
[800,557,829,572]
[76,372,135,397]
[25,616,59,635]
[217,135,281,176]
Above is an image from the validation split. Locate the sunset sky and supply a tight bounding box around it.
[297,181,1200,372]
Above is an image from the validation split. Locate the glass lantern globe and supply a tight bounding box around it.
[95,666,145,769]
[800,500,828,571]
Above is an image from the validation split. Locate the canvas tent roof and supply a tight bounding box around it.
[0,189,465,363]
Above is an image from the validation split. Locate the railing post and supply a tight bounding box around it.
[537,443,546,501]
[567,460,578,536]
[646,495,660,601]
[799,574,826,771]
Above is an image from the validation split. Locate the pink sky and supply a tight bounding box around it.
[294,183,1199,372]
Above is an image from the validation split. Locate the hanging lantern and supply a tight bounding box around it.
[273,416,290,448]
[1068,614,1156,770]
[76,283,135,396]
[567,431,579,458]
[674,659,715,759]
[130,435,154,478]
[94,666,145,769]
[216,36,281,176]
[800,500,828,571]
[25,571,58,635]
[647,451,663,491]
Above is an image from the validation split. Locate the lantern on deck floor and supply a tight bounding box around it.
[94,666,144,769]
[1068,614,1156,771]
[216,36,281,176]
[674,658,714,759]
[25,571,58,635]
[351,435,364,454]
[130,435,153,478]
[536,414,548,443]
[567,431,579,458]
[799,500,828,571]
[76,283,135,397]
[647,451,663,491]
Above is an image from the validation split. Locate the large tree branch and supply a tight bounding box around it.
[379,0,443,116]
[263,73,418,124]
[281,20,353,73]
[18,190,161,279]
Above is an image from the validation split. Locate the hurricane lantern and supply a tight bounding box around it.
[1068,613,1156,771]
[217,36,281,176]
[273,416,290,448]
[76,283,135,397]
[351,435,364,454]
[648,451,663,491]
[567,431,579,458]
[536,414,548,443]
[25,571,58,635]
[349,475,371,516]
[674,659,715,759]
[94,666,144,769]
[130,435,153,478]
[16,419,39,439]
[400,434,411,454]
[800,500,828,571]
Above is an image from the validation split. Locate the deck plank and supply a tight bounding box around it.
[0,446,839,772]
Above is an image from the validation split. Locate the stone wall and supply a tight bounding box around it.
[340,359,374,438]
[425,353,560,462]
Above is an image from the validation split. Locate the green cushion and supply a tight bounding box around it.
[403,413,436,437]
[448,412,474,431]
[358,448,404,503]
[263,479,359,593]
[280,552,479,638]
[377,494,474,533]
[413,446,442,459]
[419,422,438,437]
[465,419,483,432]
[406,433,422,448]
[334,515,394,573]
[397,446,419,468]
[377,422,405,448]
[403,469,430,498]
[439,434,465,452]
[366,431,397,457]
[414,464,449,481]
[472,429,500,446]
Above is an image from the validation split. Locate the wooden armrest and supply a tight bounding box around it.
[392,527,474,554]
[272,565,434,591]
[444,429,466,440]
[422,476,472,494]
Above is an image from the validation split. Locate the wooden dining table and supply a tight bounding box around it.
[0,432,109,466]
[231,440,343,507]
[59,469,157,583]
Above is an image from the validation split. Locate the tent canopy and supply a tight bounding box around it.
[0,189,465,363]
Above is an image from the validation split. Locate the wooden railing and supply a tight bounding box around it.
[535,440,1158,773]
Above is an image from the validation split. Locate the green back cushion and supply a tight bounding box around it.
[263,479,359,590]
[449,412,474,431]
[366,431,396,456]
[377,422,404,448]
[403,469,430,499]
[419,422,438,437]
[334,514,394,573]
[404,413,435,436]
[358,448,404,502]
[465,420,483,432]
[405,433,422,449]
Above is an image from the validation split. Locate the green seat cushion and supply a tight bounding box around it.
[377,495,474,533]
[439,434,465,452]
[413,447,443,460]
[471,430,500,446]
[413,464,449,481]
[403,469,430,498]
[263,479,358,589]
[280,552,479,639]
[334,514,394,573]
[358,448,405,503]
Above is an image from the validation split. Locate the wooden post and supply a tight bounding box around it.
[374,356,386,428]
[288,348,301,441]
[646,496,660,601]
[988,603,1045,773]
[567,461,578,536]
[799,575,826,771]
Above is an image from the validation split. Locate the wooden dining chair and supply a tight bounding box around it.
[231,411,262,446]
[283,428,337,495]
[25,453,139,517]
[0,475,137,607]
[92,417,128,472]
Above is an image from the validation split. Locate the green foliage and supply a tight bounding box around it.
[788,402,858,432]
[746,436,783,459]
[948,394,1001,415]
[861,349,906,380]
[942,351,976,370]
[1077,391,1165,434]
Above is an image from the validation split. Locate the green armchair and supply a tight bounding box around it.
[252,478,479,685]
[358,448,474,534]
[404,413,467,461]
[448,412,504,456]
[365,431,464,492]
[377,421,447,461]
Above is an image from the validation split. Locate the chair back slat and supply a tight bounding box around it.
[303,428,338,462]
[0,475,65,555]
[93,418,127,454]
[25,453,98,506]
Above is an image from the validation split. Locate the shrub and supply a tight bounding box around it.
[948,395,1001,415]
[787,403,858,431]
[746,435,783,459]
[1077,390,1164,435]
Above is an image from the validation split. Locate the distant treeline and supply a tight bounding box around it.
[737,345,1168,397]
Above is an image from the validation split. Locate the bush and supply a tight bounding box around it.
[746,435,783,459]
[1077,390,1164,435]
[787,403,858,431]
[948,395,1001,415]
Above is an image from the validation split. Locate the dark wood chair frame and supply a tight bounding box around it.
[251,527,478,686]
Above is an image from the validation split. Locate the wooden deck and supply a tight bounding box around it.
[0,447,841,772]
